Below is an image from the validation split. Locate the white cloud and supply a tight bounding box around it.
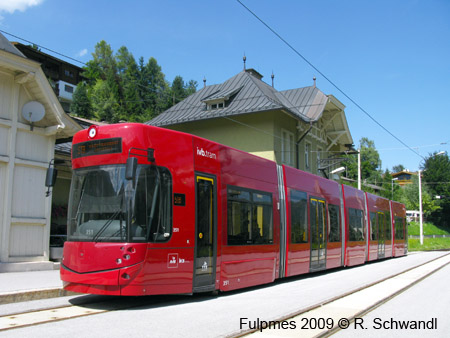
[0,0,44,14]
[76,48,88,57]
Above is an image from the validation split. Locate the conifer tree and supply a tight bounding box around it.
[71,40,196,123]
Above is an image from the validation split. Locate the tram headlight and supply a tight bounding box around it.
[116,258,122,264]
[88,126,97,138]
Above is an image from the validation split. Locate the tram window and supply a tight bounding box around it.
[385,212,391,240]
[395,216,405,239]
[370,212,377,240]
[227,186,273,245]
[328,204,340,242]
[134,166,172,242]
[290,190,308,243]
[348,208,364,241]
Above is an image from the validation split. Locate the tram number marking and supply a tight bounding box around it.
[173,227,180,233]
[86,229,94,236]
[223,280,230,287]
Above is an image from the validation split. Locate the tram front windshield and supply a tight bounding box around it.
[67,165,172,243]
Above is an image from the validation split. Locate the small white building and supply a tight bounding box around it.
[0,33,81,271]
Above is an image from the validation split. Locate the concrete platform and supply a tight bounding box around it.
[0,261,60,273]
[0,268,67,304]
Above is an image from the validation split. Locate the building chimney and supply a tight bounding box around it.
[271,72,275,88]
[203,76,206,88]
[243,54,247,71]
[313,77,316,88]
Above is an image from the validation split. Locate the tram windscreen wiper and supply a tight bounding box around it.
[93,209,122,242]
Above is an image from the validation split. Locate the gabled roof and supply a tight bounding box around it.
[147,69,330,127]
[0,33,25,58]
[0,32,81,138]
[392,171,416,178]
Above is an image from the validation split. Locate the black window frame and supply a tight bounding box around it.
[328,204,341,243]
[370,211,378,240]
[394,216,405,240]
[385,212,392,240]
[290,189,308,244]
[348,207,364,242]
[227,185,273,246]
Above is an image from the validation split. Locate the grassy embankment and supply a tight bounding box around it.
[408,221,450,251]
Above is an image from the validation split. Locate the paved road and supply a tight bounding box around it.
[332,260,450,338]
[0,251,447,338]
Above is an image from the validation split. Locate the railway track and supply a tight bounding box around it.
[0,293,184,332]
[237,252,450,338]
[1,252,449,335]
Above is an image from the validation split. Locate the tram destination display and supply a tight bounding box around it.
[72,138,122,158]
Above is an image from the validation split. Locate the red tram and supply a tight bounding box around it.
[55,123,407,296]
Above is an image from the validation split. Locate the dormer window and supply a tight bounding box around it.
[208,101,225,110]
[202,86,243,111]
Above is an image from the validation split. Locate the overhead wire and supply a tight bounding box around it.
[5,29,447,184]
[235,0,424,160]
[1,29,444,161]
[0,29,88,66]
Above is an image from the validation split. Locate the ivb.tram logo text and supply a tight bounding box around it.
[196,147,217,160]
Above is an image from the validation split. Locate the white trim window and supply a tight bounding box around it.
[317,147,322,174]
[281,129,294,166]
[305,142,311,170]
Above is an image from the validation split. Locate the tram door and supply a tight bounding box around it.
[193,175,217,292]
[378,212,385,258]
[310,198,327,271]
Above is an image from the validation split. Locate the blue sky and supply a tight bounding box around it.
[1,0,449,172]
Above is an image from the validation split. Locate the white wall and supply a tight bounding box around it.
[0,67,55,263]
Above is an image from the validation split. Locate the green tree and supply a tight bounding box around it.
[342,137,383,191]
[422,151,450,228]
[83,41,122,122]
[70,81,92,119]
[378,169,402,200]
[70,40,196,123]
[170,76,198,105]
[392,164,405,173]
[145,57,170,118]
[401,174,440,217]
[91,79,120,122]
[116,46,143,121]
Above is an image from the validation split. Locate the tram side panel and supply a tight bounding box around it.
[192,136,222,292]
[365,193,391,261]
[384,203,394,259]
[391,201,407,257]
[218,146,280,292]
[342,185,366,266]
[283,166,343,277]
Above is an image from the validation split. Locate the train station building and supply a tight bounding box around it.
[147,65,354,177]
